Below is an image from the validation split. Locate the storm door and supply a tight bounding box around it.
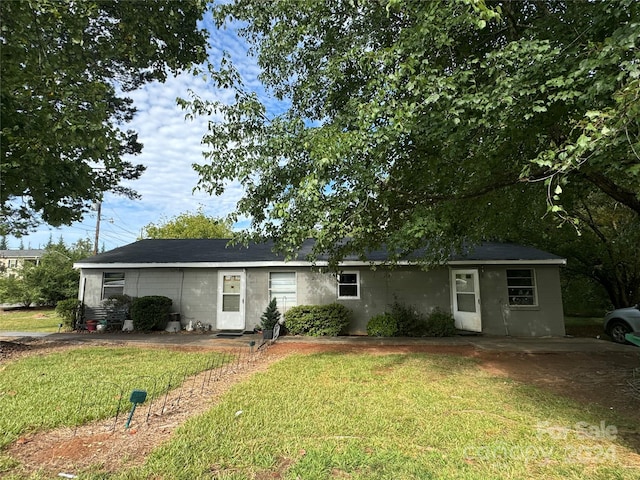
[217,271,245,330]
[451,269,482,332]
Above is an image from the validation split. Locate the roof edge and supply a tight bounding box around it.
[74,258,566,269]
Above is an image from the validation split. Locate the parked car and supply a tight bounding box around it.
[604,304,640,344]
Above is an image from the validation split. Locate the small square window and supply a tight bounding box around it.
[337,272,359,299]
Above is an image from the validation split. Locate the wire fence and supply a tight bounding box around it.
[69,339,274,436]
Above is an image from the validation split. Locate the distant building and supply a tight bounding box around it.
[0,249,45,277]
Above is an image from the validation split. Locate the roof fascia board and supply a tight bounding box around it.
[74,261,325,269]
[75,258,565,269]
[447,259,566,266]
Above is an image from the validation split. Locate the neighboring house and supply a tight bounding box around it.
[0,249,45,277]
[74,239,566,337]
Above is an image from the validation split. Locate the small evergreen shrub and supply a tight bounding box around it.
[366,312,398,337]
[423,308,457,337]
[130,295,172,331]
[285,303,351,336]
[260,298,281,330]
[55,298,82,329]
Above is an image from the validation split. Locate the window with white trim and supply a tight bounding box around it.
[506,269,537,306]
[102,272,125,299]
[269,272,297,311]
[337,272,360,299]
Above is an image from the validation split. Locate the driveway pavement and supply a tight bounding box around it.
[1,330,638,354]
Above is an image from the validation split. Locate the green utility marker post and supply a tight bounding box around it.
[125,389,147,428]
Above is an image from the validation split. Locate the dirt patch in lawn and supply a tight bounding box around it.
[3,339,640,477]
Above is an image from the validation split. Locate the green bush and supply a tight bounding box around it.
[130,295,172,331]
[285,303,351,336]
[423,308,457,337]
[366,312,398,337]
[391,300,427,337]
[55,298,82,329]
[387,300,457,337]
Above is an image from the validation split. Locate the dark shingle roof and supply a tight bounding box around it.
[77,239,288,264]
[75,239,564,267]
[449,242,564,262]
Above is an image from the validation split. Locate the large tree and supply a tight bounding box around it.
[1,0,209,235]
[508,185,640,309]
[184,0,639,306]
[142,210,234,239]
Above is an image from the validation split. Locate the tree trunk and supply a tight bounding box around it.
[595,271,640,309]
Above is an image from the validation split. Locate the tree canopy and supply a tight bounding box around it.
[142,210,234,239]
[186,1,639,246]
[1,0,209,236]
[183,0,639,306]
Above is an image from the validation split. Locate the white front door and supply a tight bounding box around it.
[217,271,245,330]
[451,269,482,332]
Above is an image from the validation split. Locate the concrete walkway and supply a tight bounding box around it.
[1,330,638,354]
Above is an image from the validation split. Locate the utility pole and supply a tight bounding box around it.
[93,201,102,255]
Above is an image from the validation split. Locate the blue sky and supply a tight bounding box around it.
[7,12,269,251]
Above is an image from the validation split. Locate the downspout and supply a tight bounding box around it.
[243,268,247,331]
[178,268,185,320]
[500,300,510,336]
[78,277,87,330]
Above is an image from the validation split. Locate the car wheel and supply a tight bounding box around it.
[608,321,631,344]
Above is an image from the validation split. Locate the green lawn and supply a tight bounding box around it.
[0,347,223,451]
[564,316,606,339]
[119,352,639,479]
[0,308,62,333]
[3,349,634,479]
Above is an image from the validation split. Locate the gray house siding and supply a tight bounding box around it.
[80,268,219,327]
[332,267,451,334]
[253,266,452,335]
[80,263,564,335]
[81,266,455,334]
[180,269,218,325]
[75,240,566,337]
[476,265,565,337]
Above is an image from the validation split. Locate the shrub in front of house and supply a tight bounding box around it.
[366,312,398,337]
[387,300,457,337]
[130,295,172,331]
[423,308,457,337]
[55,298,82,329]
[285,303,351,336]
[391,300,428,337]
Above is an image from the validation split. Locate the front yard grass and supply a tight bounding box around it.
[118,352,638,480]
[564,316,606,339]
[0,346,222,450]
[0,308,61,333]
